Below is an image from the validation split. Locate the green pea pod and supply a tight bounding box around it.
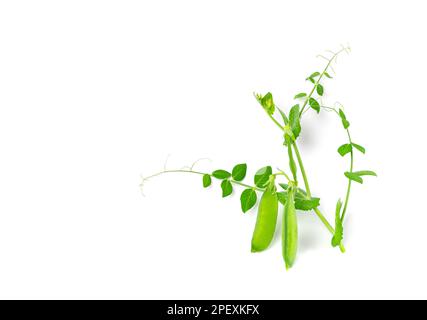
[282,187,298,269]
[251,187,278,252]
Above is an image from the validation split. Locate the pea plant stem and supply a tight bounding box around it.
[142,169,264,191]
[341,129,354,221]
[232,180,263,191]
[318,105,354,223]
[292,144,311,197]
[313,207,334,234]
[275,169,292,183]
[268,112,284,131]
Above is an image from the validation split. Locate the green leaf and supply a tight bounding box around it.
[289,104,301,139]
[221,180,233,197]
[353,170,377,177]
[277,192,320,211]
[307,77,316,84]
[331,199,343,247]
[240,189,257,213]
[279,183,289,191]
[296,187,307,197]
[202,174,212,188]
[316,84,324,96]
[212,170,231,179]
[339,109,350,129]
[283,125,294,145]
[277,107,289,125]
[308,72,320,78]
[324,72,333,79]
[254,166,272,188]
[344,172,363,184]
[309,98,320,113]
[352,143,366,154]
[342,119,350,129]
[261,92,275,115]
[295,197,320,211]
[294,93,307,99]
[280,183,307,197]
[338,144,352,157]
[345,170,376,184]
[277,191,288,205]
[232,163,247,181]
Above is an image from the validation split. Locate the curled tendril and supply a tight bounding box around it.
[190,158,212,170]
[140,174,147,197]
[316,45,351,75]
[334,101,345,111]
[317,54,330,63]
[163,153,171,171]
[140,157,211,196]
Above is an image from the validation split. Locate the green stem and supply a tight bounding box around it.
[313,207,334,234]
[341,129,354,221]
[143,169,264,191]
[232,180,263,191]
[275,169,292,182]
[292,144,311,198]
[318,105,353,223]
[268,112,284,130]
[287,142,298,183]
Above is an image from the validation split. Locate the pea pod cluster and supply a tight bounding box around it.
[145,47,376,269]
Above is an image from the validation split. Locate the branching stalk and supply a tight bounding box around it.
[142,169,264,192]
[299,47,349,116]
[341,130,354,221]
[318,104,355,223]
[141,169,264,191]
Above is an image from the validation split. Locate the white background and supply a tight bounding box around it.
[0,0,426,300]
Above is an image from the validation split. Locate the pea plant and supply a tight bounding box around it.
[142,46,376,269]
